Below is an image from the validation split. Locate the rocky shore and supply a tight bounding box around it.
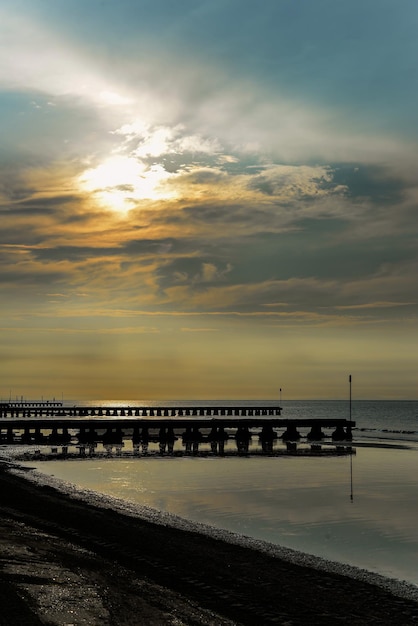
[1,461,418,625]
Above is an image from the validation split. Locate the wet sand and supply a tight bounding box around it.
[1,462,418,625]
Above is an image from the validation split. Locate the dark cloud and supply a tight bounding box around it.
[0,266,66,287]
[0,195,82,217]
[27,236,197,264]
[152,218,417,300]
[248,176,277,196]
[15,195,80,210]
[31,245,121,263]
[320,165,408,205]
[181,203,247,223]
[179,168,225,184]
[122,238,176,256]
[0,168,36,203]
[155,256,230,288]
[145,153,222,174]
[0,227,45,246]
[174,202,281,230]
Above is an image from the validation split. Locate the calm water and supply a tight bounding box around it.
[7,399,418,587]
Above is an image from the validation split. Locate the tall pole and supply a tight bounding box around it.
[349,374,352,422]
[349,374,353,502]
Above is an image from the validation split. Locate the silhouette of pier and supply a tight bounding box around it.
[0,403,355,456]
[0,403,281,418]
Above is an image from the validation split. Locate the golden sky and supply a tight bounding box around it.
[1,1,417,400]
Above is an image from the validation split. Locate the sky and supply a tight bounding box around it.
[1,0,417,401]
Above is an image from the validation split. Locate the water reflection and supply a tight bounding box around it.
[15,443,418,586]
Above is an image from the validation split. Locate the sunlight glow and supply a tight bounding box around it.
[78,156,177,212]
[99,90,132,106]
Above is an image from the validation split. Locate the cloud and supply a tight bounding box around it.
[114,122,222,158]
[181,327,218,333]
[0,9,131,109]
[1,149,416,326]
[3,3,416,176]
[334,301,415,310]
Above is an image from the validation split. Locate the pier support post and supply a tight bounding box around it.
[260,425,276,454]
[332,425,346,441]
[218,426,228,456]
[281,423,301,441]
[235,426,251,455]
[192,427,202,454]
[182,427,193,454]
[34,427,45,444]
[62,427,71,444]
[307,424,325,441]
[159,427,167,454]
[7,427,14,443]
[132,426,141,446]
[141,427,149,454]
[48,427,59,445]
[22,427,32,444]
[88,429,97,444]
[208,426,218,454]
[166,426,176,454]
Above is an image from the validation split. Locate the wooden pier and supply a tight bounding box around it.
[0,402,355,456]
[0,403,282,418]
[0,403,355,454]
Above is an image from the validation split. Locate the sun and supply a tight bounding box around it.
[78,155,177,213]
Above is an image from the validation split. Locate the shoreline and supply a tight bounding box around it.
[1,460,418,625]
[10,461,418,602]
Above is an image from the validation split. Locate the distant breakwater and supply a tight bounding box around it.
[1,403,281,418]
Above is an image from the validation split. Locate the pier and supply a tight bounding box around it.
[0,403,355,456]
[0,403,281,418]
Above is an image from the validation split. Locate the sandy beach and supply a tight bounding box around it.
[0,461,417,625]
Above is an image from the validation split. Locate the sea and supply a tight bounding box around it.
[2,399,418,590]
